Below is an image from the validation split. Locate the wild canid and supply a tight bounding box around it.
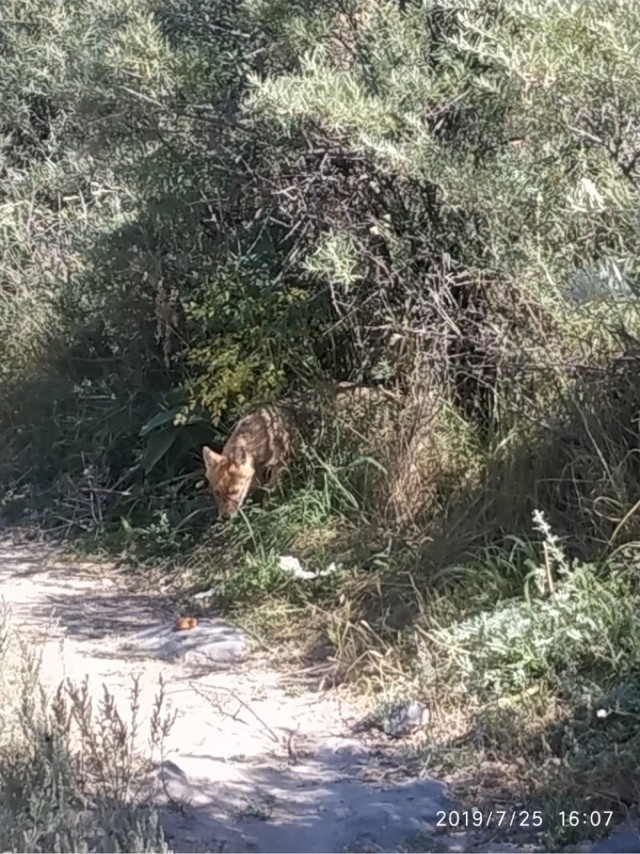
[202,384,401,518]
[202,399,300,518]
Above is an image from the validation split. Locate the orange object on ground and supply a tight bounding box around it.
[174,616,198,631]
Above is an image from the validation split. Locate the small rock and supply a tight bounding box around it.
[352,699,430,738]
[117,618,248,666]
[383,699,430,737]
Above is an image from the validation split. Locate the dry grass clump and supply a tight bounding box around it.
[0,601,174,853]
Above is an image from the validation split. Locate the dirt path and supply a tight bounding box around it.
[1,535,637,854]
[0,535,459,853]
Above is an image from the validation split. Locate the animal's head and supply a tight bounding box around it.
[202,446,255,518]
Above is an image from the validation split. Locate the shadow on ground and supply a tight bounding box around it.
[152,757,455,854]
[0,538,175,639]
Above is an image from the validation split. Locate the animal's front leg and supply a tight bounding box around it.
[260,461,288,509]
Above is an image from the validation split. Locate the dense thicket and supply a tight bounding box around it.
[2,0,640,544]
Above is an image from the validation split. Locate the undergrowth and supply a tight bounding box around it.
[0,601,175,852]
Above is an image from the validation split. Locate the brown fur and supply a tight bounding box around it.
[202,402,299,517]
[202,384,403,518]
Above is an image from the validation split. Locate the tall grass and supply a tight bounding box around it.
[0,602,174,852]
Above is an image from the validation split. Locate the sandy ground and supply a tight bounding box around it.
[0,534,637,853]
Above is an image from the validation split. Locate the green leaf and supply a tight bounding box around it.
[142,429,180,475]
[139,408,183,438]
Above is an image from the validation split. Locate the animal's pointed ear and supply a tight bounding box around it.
[202,446,221,473]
